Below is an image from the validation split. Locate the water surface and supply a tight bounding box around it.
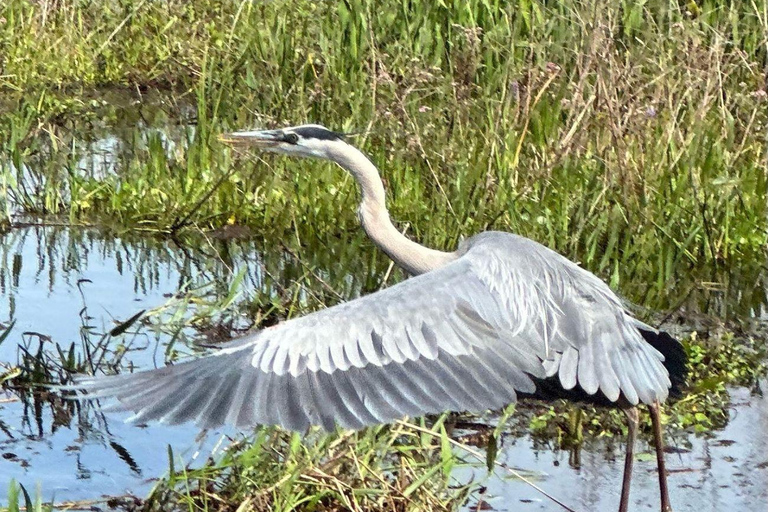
[457,384,767,511]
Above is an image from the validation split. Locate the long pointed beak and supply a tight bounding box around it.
[219,129,283,148]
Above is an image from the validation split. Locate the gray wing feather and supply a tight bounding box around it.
[577,339,598,394]
[467,232,671,405]
[593,333,621,402]
[69,251,542,431]
[66,232,674,432]
[559,348,579,390]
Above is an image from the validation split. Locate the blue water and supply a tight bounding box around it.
[455,384,768,512]
[0,227,256,502]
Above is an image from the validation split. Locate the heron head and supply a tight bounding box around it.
[219,124,347,159]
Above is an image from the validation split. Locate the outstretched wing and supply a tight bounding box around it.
[67,232,673,432]
[67,248,546,432]
[479,232,672,406]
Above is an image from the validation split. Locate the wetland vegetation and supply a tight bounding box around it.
[1,0,767,510]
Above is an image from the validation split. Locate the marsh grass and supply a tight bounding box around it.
[0,1,764,285]
[5,481,52,512]
[144,420,472,512]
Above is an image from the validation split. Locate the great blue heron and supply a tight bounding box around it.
[66,124,687,512]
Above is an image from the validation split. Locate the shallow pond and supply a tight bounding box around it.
[456,383,767,511]
[0,225,765,510]
[0,226,253,501]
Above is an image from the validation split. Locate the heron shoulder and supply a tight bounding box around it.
[459,230,577,274]
[459,231,621,307]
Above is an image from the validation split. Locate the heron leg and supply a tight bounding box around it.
[619,406,639,512]
[649,401,672,511]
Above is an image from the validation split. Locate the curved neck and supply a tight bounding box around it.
[327,142,457,275]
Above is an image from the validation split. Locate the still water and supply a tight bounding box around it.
[0,227,253,501]
[456,383,767,511]
[0,225,765,510]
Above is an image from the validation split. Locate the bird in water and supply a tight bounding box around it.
[64,124,687,512]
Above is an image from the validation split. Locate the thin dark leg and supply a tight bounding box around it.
[619,407,639,512]
[649,401,672,511]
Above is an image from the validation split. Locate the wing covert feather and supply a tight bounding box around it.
[68,249,544,431]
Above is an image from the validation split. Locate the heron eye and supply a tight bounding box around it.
[284,133,299,144]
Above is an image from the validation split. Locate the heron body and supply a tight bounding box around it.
[66,124,686,511]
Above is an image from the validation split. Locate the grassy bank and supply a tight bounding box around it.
[1,1,766,279]
[1,0,767,510]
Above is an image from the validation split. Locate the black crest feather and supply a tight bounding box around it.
[292,126,345,141]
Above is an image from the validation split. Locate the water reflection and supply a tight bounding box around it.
[0,224,377,502]
[1,90,197,213]
[456,383,768,512]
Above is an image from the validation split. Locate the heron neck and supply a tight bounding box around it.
[328,144,457,275]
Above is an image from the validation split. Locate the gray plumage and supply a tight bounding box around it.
[69,232,671,432]
[64,124,675,434]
